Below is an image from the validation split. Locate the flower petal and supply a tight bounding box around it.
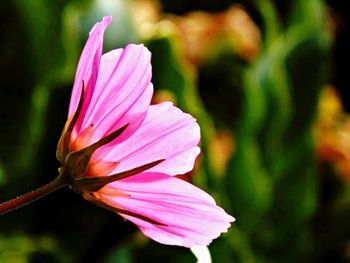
[69,16,112,129]
[102,102,200,175]
[74,44,153,148]
[95,172,234,247]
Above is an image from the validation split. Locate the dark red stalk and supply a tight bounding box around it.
[0,176,66,215]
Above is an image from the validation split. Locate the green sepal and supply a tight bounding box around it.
[73,159,164,192]
[56,83,85,162]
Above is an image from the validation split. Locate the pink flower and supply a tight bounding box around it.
[57,16,234,247]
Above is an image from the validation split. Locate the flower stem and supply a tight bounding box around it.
[0,175,67,215]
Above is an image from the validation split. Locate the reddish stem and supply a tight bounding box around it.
[0,176,67,215]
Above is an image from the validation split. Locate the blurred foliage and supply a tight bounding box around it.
[1,0,349,262]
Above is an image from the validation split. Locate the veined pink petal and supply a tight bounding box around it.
[83,45,152,127]
[100,102,200,175]
[89,80,153,147]
[69,16,112,132]
[94,172,234,247]
[71,44,153,148]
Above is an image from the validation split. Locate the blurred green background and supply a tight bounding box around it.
[1,0,349,262]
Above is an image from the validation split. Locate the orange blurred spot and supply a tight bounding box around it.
[208,130,235,177]
[315,86,350,183]
[130,1,261,65]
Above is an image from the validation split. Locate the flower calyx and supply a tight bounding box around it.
[72,159,164,193]
[58,123,129,187]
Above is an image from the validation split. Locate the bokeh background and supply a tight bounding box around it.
[1,0,350,262]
